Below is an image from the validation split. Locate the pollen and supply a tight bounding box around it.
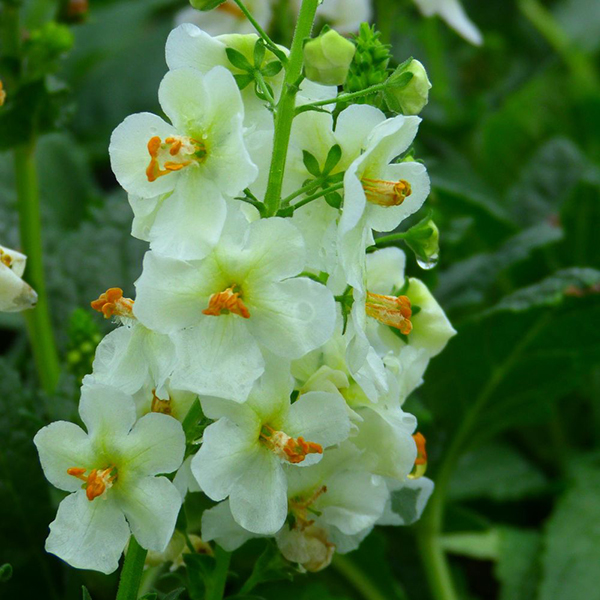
[0,248,12,267]
[146,135,207,182]
[260,425,323,464]
[203,286,250,318]
[68,465,118,501]
[365,291,412,334]
[408,432,427,479]
[91,287,134,319]
[362,177,412,207]
[151,389,172,415]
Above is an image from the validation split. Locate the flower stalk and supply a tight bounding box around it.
[115,536,148,600]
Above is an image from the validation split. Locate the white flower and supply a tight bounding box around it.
[174,0,272,37]
[134,214,336,402]
[338,115,430,291]
[378,476,434,526]
[0,244,37,312]
[34,384,185,574]
[192,363,351,534]
[315,0,372,35]
[413,0,482,45]
[109,66,257,259]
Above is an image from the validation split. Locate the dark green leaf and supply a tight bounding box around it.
[302,150,321,177]
[253,39,266,68]
[322,144,342,175]
[234,73,255,90]
[239,541,294,594]
[139,593,157,600]
[261,60,283,77]
[0,564,12,583]
[163,589,186,600]
[184,553,216,600]
[324,191,342,209]
[226,47,253,72]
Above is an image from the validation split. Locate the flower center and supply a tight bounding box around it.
[260,425,323,464]
[91,287,134,319]
[67,465,118,501]
[362,178,412,207]
[202,286,250,318]
[151,389,172,415]
[0,248,12,267]
[146,135,207,183]
[408,432,427,479]
[289,485,328,528]
[365,291,412,334]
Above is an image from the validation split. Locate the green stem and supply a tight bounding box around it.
[280,176,326,207]
[369,231,409,249]
[297,81,389,111]
[206,546,231,600]
[416,314,551,600]
[254,69,276,107]
[232,0,286,62]
[517,0,598,91]
[279,181,344,215]
[263,0,319,216]
[116,536,148,600]
[332,554,400,600]
[14,144,61,394]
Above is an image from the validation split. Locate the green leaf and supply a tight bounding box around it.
[226,47,253,72]
[322,144,342,176]
[234,73,255,90]
[441,530,500,560]
[139,594,157,600]
[539,467,600,600]
[184,553,216,600]
[302,150,321,177]
[239,541,294,594]
[261,60,283,77]
[449,442,547,502]
[0,564,13,583]
[163,589,186,600]
[190,0,227,11]
[495,528,542,600]
[253,39,266,69]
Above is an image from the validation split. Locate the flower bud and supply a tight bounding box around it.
[404,215,439,269]
[303,29,356,86]
[385,59,432,116]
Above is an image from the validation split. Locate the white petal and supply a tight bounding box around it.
[34,422,95,492]
[109,113,178,198]
[378,476,434,526]
[191,418,259,501]
[366,247,407,293]
[115,476,182,552]
[249,278,336,359]
[78,383,137,444]
[367,162,431,232]
[0,263,37,312]
[46,491,129,574]
[171,316,265,402]
[166,23,229,72]
[173,455,202,499]
[202,500,261,551]
[335,104,386,161]
[119,412,185,476]
[229,449,288,534]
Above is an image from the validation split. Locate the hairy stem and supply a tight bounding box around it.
[116,536,148,600]
[15,144,61,394]
[206,546,231,600]
[263,0,319,216]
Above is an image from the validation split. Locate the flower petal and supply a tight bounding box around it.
[165,23,228,72]
[46,491,129,575]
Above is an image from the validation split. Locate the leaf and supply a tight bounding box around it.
[194,0,228,10]
[234,73,255,90]
[539,467,600,600]
[261,61,283,78]
[495,528,542,600]
[163,589,186,600]
[239,541,294,594]
[449,442,547,502]
[184,553,216,600]
[322,144,342,176]
[253,39,266,69]
[422,268,600,444]
[226,47,253,72]
[302,150,321,178]
[0,564,13,583]
[441,530,500,560]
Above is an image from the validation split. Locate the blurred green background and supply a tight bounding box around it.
[1,0,599,598]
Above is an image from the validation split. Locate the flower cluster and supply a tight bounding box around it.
[35,17,456,576]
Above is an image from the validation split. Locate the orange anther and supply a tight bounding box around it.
[145,135,205,182]
[67,465,117,501]
[362,178,412,207]
[0,248,11,267]
[365,291,412,334]
[151,389,172,415]
[260,426,323,464]
[203,287,250,319]
[409,432,427,479]
[67,467,87,480]
[91,287,134,319]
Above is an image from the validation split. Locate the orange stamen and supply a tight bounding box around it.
[260,425,323,464]
[91,287,134,319]
[365,291,412,334]
[409,432,427,479]
[362,178,412,207]
[0,248,12,267]
[151,389,172,415]
[289,485,328,529]
[67,466,117,501]
[145,135,205,182]
[203,287,250,318]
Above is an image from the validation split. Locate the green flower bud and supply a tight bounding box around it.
[385,59,432,116]
[404,215,439,269]
[303,29,356,86]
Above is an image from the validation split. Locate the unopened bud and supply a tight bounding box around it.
[385,59,431,116]
[303,29,356,86]
[404,215,439,269]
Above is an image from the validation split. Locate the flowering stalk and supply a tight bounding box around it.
[115,537,148,600]
[263,0,319,216]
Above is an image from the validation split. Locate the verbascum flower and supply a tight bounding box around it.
[34,384,185,574]
[109,66,257,260]
[192,362,351,534]
[0,244,38,312]
[134,214,336,402]
[413,0,482,45]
